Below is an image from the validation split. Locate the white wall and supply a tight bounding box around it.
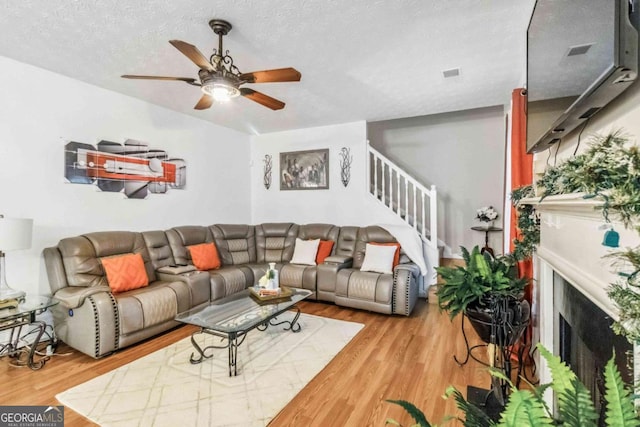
[0,56,251,295]
[250,121,408,227]
[367,106,507,257]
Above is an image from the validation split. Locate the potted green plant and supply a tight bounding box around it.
[436,246,529,343]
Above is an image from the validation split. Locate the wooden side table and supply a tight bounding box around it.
[471,226,503,256]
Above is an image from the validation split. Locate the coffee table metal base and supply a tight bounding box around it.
[188,306,302,376]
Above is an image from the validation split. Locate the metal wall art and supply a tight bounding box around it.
[339,147,352,187]
[263,154,273,189]
[280,148,329,190]
[64,139,186,199]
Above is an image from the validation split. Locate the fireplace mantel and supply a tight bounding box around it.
[524,192,640,393]
[523,193,638,319]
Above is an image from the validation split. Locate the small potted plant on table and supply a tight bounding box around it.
[476,206,499,229]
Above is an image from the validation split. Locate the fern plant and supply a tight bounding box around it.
[386,344,639,427]
[435,246,527,320]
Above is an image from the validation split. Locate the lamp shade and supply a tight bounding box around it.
[0,217,33,251]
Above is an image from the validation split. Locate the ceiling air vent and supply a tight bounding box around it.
[566,43,593,57]
[442,68,460,78]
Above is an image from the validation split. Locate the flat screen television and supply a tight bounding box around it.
[526,0,639,153]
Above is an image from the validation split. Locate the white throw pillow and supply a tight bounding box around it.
[360,243,397,274]
[290,238,320,265]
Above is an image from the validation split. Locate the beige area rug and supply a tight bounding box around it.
[56,313,363,427]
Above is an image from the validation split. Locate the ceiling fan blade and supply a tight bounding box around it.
[169,40,213,71]
[240,68,301,83]
[121,75,199,84]
[240,88,285,110]
[194,94,213,110]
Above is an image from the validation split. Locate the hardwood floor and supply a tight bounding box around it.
[0,299,493,426]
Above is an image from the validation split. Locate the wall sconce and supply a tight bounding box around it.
[263,154,273,189]
[339,147,352,187]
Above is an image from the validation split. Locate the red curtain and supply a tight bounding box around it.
[509,88,533,282]
[509,88,534,351]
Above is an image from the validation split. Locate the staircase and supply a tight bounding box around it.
[367,143,440,278]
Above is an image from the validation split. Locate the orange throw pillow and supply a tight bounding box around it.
[101,253,149,293]
[370,242,401,268]
[188,243,221,271]
[316,240,335,264]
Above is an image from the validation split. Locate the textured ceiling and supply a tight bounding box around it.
[0,1,535,134]
[528,0,611,101]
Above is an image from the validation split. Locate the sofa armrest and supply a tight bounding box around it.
[393,263,420,316]
[53,285,111,309]
[323,255,353,267]
[51,288,119,358]
[157,265,197,275]
[156,271,210,306]
[317,257,353,300]
[394,263,420,278]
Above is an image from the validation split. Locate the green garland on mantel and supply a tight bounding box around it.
[511,184,539,261]
[537,131,640,228]
[511,130,640,342]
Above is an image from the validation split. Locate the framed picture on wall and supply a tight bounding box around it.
[280,149,329,190]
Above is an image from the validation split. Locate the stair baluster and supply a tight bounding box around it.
[367,142,438,253]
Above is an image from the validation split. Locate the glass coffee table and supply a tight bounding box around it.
[175,287,312,376]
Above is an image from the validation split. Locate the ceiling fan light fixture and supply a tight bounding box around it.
[122,18,300,111]
[202,81,240,102]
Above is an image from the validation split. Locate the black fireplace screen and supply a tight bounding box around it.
[554,272,633,425]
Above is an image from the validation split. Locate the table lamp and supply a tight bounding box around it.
[0,215,33,302]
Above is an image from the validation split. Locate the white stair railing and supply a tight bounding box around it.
[367,143,438,252]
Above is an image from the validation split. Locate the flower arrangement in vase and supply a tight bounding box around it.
[476,205,498,229]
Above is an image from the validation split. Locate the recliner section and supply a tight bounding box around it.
[43,222,422,359]
[210,224,257,265]
[142,230,210,308]
[335,226,419,315]
[280,223,340,297]
[169,225,256,300]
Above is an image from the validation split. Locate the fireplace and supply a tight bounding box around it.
[554,273,633,423]
[526,193,640,414]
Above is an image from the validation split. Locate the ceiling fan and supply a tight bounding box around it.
[122,19,301,111]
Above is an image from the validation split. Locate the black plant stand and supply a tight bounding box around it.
[455,296,531,417]
[467,385,505,422]
[454,314,530,389]
[454,314,489,366]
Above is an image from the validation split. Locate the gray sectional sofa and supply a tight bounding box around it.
[43,223,422,358]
